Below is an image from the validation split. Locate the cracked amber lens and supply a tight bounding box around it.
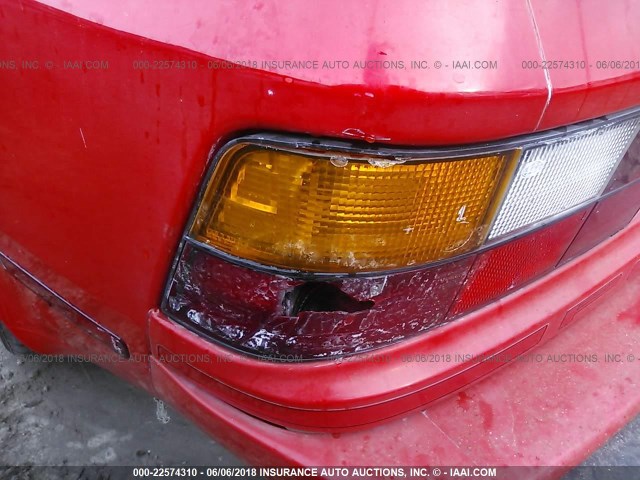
[191,144,516,273]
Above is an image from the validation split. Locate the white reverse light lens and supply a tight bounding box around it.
[489,117,640,239]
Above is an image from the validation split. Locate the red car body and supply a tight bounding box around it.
[1,0,640,476]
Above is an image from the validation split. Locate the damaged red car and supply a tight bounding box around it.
[1,0,640,476]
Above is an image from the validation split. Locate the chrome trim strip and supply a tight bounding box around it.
[0,251,130,358]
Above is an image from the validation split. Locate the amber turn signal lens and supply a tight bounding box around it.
[191,144,518,273]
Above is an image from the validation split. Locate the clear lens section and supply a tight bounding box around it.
[488,117,640,239]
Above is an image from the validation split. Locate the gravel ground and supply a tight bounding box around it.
[0,342,638,478]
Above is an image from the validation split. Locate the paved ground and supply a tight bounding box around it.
[0,346,242,469]
[0,342,638,478]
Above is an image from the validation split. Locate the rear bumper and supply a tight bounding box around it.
[149,212,640,470]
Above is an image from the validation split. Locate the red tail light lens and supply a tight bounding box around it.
[604,133,640,193]
[561,180,640,264]
[449,209,590,316]
[167,242,474,358]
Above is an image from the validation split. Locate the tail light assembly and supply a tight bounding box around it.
[163,108,640,360]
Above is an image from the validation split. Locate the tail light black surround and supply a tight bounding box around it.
[162,107,640,361]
